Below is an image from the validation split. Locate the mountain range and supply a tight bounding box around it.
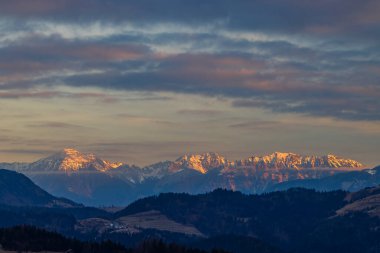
[0,148,368,206]
[0,165,379,253]
[270,165,380,192]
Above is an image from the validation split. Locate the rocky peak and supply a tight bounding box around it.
[175,152,229,174]
[59,148,98,171]
[237,152,363,170]
[29,148,123,172]
[323,154,363,168]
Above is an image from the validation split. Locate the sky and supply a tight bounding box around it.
[0,0,379,166]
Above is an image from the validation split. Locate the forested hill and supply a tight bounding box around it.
[0,225,229,253]
[115,188,380,253]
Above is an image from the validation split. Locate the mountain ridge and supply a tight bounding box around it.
[27,148,123,173]
[10,148,363,174]
[159,151,364,173]
[0,148,368,206]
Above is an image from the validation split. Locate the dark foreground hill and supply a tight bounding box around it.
[113,187,380,253]
[0,179,379,253]
[0,169,110,233]
[0,169,78,207]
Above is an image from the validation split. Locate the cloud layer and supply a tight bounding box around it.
[0,1,379,165]
[0,0,379,121]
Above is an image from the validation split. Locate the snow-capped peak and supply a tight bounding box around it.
[175,152,229,173]
[22,149,363,178]
[272,151,296,158]
[236,152,363,170]
[62,148,82,156]
[322,154,363,168]
[29,148,123,173]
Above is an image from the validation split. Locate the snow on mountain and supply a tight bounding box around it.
[140,153,229,180]
[0,148,366,206]
[142,161,182,180]
[175,152,229,174]
[137,151,364,180]
[6,148,362,176]
[27,148,123,173]
[234,152,363,170]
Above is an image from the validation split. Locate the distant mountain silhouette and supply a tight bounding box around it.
[269,165,380,192]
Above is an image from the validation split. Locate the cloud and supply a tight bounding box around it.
[58,50,379,120]
[1,1,379,39]
[0,37,149,73]
[177,109,224,117]
[1,46,375,121]
[113,113,177,126]
[0,148,51,155]
[1,42,378,120]
[26,121,87,129]
[233,97,380,121]
[229,120,281,130]
[0,1,378,122]
[0,90,115,100]
[0,91,61,99]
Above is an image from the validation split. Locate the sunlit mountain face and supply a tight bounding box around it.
[0,1,379,167]
[28,148,123,173]
[19,148,364,174]
[2,148,370,206]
